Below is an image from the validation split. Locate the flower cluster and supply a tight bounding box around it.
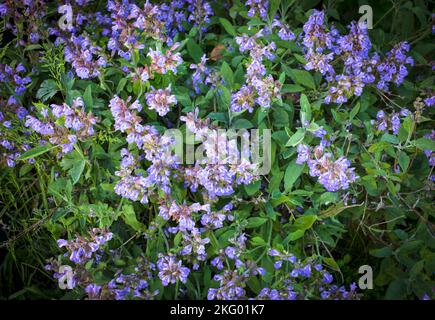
[159,1,187,42]
[180,111,258,199]
[424,96,435,107]
[185,0,213,31]
[110,94,181,202]
[104,272,158,300]
[0,96,33,167]
[208,233,265,300]
[48,250,159,300]
[57,228,113,264]
[109,96,176,161]
[147,43,183,75]
[25,97,97,157]
[100,258,159,300]
[107,0,166,59]
[258,249,360,300]
[114,149,152,204]
[64,35,107,79]
[159,201,209,232]
[145,86,177,116]
[372,109,411,135]
[271,19,296,41]
[190,55,210,94]
[201,203,233,229]
[376,42,414,91]
[157,254,190,286]
[246,0,269,20]
[296,144,358,192]
[0,135,33,168]
[0,0,46,45]
[232,31,282,112]
[0,63,32,95]
[423,130,435,167]
[179,227,210,269]
[300,10,414,104]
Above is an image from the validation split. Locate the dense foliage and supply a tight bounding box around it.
[0,0,434,300]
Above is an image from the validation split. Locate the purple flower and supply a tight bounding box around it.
[157,254,190,286]
[148,43,183,75]
[296,144,310,164]
[64,35,106,79]
[231,85,255,113]
[323,272,334,284]
[185,0,213,30]
[57,228,113,265]
[190,55,209,93]
[246,0,269,20]
[145,85,177,116]
[424,96,434,107]
[85,284,102,299]
[272,20,296,41]
[307,151,358,192]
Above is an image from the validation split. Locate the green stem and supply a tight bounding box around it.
[174,279,179,300]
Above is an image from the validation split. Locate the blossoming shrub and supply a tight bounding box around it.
[0,0,434,300]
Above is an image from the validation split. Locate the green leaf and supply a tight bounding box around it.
[323,257,340,271]
[187,39,203,63]
[51,207,71,222]
[413,138,435,151]
[217,86,231,110]
[174,232,182,247]
[293,215,317,231]
[246,217,268,228]
[272,108,289,126]
[251,236,266,246]
[299,94,311,124]
[17,144,55,161]
[286,129,305,147]
[233,118,253,129]
[278,72,286,84]
[116,78,128,94]
[398,152,410,172]
[70,160,86,185]
[381,134,400,145]
[349,102,360,120]
[269,0,280,20]
[174,86,192,108]
[207,112,227,123]
[369,247,393,258]
[83,85,93,110]
[122,205,145,232]
[48,178,72,204]
[36,79,58,102]
[283,230,305,244]
[288,69,315,89]
[219,18,236,36]
[368,141,389,153]
[319,202,360,219]
[284,160,304,191]
[60,151,87,185]
[244,180,261,195]
[281,84,304,93]
[220,61,234,88]
[385,279,407,299]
